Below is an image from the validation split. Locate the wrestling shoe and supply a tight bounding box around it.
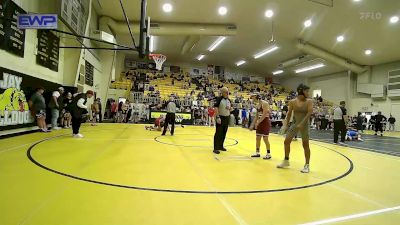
[73,133,84,138]
[277,160,290,168]
[263,153,272,160]
[301,164,310,173]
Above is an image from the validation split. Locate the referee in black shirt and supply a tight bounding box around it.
[213,87,232,154]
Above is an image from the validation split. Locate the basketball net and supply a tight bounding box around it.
[149,54,167,71]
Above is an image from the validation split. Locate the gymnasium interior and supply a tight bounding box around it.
[1,0,400,224]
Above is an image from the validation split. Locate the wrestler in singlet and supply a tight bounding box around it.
[256,100,271,136]
[286,98,311,139]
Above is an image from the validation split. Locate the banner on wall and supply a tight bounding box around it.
[191,68,207,76]
[0,0,26,57]
[0,67,60,131]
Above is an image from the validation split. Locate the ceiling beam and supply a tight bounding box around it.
[181,35,200,55]
[296,39,367,74]
[99,16,237,36]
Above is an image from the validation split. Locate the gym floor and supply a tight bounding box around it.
[1,124,400,225]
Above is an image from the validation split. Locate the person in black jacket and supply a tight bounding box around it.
[356,112,364,133]
[70,90,94,138]
[374,111,387,136]
[388,115,396,131]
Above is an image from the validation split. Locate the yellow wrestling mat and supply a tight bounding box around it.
[1,124,400,225]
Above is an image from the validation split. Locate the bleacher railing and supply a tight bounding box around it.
[131,92,144,103]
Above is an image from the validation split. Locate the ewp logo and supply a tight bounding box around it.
[17,14,58,29]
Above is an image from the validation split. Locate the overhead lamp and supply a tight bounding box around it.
[197,55,205,61]
[236,60,246,66]
[295,63,325,73]
[208,36,226,52]
[273,70,283,75]
[162,3,173,13]
[253,46,279,59]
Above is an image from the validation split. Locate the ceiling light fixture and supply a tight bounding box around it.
[236,60,246,66]
[304,19,312,28]
[162,3,173,13]
[253,46,279,59]
[365,49,372,55]
[197,55,205,61]
[218,6,228,15]
[295,63,325,73]
[353,0,361,2]
[272,70,284,75]
[208,36,226,52]
[265,9,274,18]
[390,16,399,24]
[336,35,344,42]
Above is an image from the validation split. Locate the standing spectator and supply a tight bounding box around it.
[117,100,123,123]
[241,107,248,127]
[248,105,257,128]
[333,101,348,145]
[203,107,209,125]
[369,115,376,131]
[58,87,65,127]
[91,98,100,126]
[315,114,321,130]
[374,111,387,136]
[121,100,129,123]
[70,90,94,138]
[233,107,239,125]
[162,97,177,136]
[388,115,396,131]
[213,87,232,154]
[281,101,288,120]
[98,98,103,123]
[48,87,64,130]
[132,101,140,123]
[125,100,132,123]
[29,87,50,132]
[111,100,118,122]
[62,92,73,128]
[208,106,216,126]
[356,112,364,133]
[194,108,202,125]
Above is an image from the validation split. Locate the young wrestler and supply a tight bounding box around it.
[278,84,313,173]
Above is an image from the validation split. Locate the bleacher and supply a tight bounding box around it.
[121,70,290,110]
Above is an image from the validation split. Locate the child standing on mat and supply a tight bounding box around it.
[278,84,313,173]
[250,94,272,159]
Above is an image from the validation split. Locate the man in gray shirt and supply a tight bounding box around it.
[213,87,232,154]
[162,97,177,136]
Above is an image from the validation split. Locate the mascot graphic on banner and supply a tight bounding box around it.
[0,72,33,126]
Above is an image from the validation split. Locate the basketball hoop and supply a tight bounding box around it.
[149,54,167,71]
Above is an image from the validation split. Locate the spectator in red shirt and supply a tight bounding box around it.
[208,106,216,126]
[111,100,118,122]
